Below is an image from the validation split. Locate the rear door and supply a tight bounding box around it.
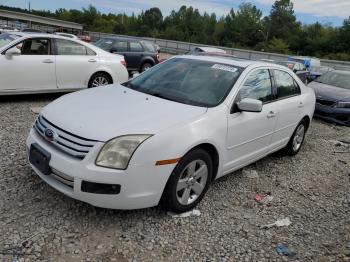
[0,37,56,92]
[225,68,278,171]
[54,38,98,89]
[270,69,304,148]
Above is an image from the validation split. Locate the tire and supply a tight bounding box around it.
[140,62,152,72]
[284,119,307,155]
[88,72,112,88]
[161,149,213,213]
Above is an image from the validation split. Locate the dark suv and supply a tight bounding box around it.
[94,37,159,72]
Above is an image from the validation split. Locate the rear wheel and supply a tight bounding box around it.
[141,62,152,72]
[284,119,307,155]
[88,72,112,88]
[161,149,212,213]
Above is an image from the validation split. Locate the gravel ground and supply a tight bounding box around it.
[0,94,349,262]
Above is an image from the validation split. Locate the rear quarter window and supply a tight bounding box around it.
[274,70,301,99]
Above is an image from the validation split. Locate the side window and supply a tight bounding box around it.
[239,69,274,103]
[129,41,143,52]
[56,39,87,55]
[87,47,96,56]
[19,38,50,55]
[274,70,301,99]
[112,41,128,52]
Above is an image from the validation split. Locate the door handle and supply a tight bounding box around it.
[88,59,97,63]
[42,59,54,64]
[298,102,304,108]
[267,111,276,118]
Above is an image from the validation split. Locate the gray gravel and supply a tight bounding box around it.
[1,94,350,262]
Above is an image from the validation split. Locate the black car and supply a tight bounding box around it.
[94,37,159,72]
[276,61,310,84]
[308,70,350,126]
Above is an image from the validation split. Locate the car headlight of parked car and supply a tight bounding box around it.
[334,101,350,109]
[96,135,152,169]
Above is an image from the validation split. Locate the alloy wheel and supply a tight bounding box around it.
[176,160,208,205]
[292,124,305,152]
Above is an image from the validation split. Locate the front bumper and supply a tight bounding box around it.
[26,128,174,209]
[315,104,350,127]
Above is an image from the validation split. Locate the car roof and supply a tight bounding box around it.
[178,54,283,69]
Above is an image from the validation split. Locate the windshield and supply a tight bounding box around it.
[0,33,20,48]
[123,58,243,107]
[94,38,115,50]
[315,71,350,90]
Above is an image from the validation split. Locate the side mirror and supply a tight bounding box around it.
[237,98,263,113]
[5,47,21,57]
[293,69,298,73]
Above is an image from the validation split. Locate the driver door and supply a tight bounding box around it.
[225,68,278,172]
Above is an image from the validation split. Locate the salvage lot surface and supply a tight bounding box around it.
[0,94,349,262]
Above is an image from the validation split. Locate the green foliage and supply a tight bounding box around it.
[266,38,290,54]
[1,2,350,61]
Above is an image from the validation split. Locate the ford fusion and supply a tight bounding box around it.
[27,55,315,212]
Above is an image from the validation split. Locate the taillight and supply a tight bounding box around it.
[120,60,127,67]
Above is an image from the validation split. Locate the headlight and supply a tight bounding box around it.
[334,102,350,109]
[96,135,152,169]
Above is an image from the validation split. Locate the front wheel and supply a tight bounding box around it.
[161,149,213,213]
[284,119,307,155]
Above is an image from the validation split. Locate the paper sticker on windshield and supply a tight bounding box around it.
[211,64,238,73]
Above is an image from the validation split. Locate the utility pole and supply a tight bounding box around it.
[28,2,32,28]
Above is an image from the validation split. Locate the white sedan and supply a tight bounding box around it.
[26,55,315,212]
[0,33,128,95]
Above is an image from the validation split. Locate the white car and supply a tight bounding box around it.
[0,33,128,95]
[26,55,316,212]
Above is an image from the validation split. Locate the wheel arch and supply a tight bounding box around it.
[184,143,220,181]
[140,57,155,69]
[302,115,311,131]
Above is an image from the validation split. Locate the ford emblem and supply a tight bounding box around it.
[44,128,55,141]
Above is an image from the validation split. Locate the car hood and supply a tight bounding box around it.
[308,81,350,102]
[41,85,207,141]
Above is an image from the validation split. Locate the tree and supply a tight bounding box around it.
[267,0,301,47]
[266,37,290,54]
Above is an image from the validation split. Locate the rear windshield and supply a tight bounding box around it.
[0,33,20,48]
[315,71,350,90]
[124,58,243,107]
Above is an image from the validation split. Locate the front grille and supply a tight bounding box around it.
[34,115,97,159]
[316,99,335,107]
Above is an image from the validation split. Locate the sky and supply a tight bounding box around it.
[0,0,349,26]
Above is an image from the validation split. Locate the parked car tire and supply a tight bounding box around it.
[141,62,153,72]
[88,72,112,88]
[161,149,213,212]
[284,119,307,155]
